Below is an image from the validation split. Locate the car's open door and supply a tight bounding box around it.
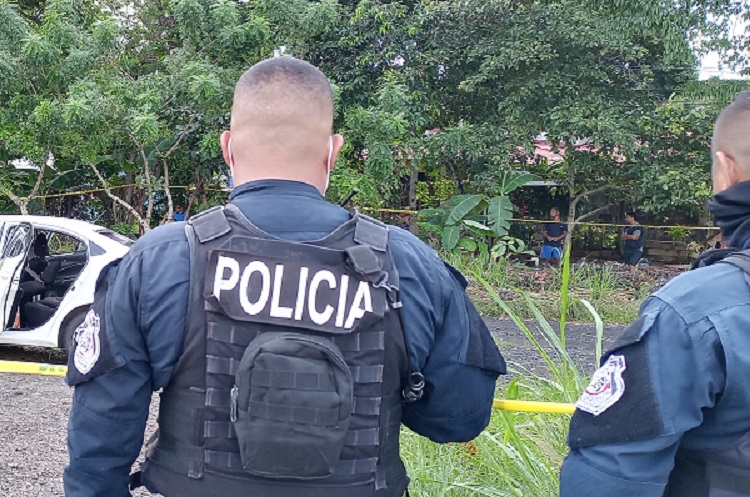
[0,223,34,329]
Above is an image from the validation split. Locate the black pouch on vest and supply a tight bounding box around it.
[231,332,354,480]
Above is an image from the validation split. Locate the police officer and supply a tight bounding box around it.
[560,91,750,497]
[64,57,505,497]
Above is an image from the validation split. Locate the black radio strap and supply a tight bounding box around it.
[721,249,750,286]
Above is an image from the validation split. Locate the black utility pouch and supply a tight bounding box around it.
[231,332,353,480]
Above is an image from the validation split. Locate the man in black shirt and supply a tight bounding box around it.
[621,211,643,273]
[541,207,568,265]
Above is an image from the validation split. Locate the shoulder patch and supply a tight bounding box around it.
[73,309,102,375]
[568,314,665,449]
[575,355,626,416]
[65,259,126,386]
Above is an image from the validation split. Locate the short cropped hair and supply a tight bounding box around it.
[712,91,750,172]
[233,57,333,118]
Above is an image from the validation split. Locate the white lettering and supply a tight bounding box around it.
[213,256,240,299]
[335,275,350,328]
[345,281,373,329]
[308,270,336,325]
[294,267,309,320]
[270,265,293,318]
[240,261,271,315]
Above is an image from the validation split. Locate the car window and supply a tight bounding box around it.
[95,229,134,247]
[46,231,84,256]
[4,224,32,258]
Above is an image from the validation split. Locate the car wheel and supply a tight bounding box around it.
[61,310,87,356]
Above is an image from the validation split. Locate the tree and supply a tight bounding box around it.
[412,0,701,233]
[0,162,46,215]
[0,0,103,215]
[1,0,272,230]
[2,0,747,235]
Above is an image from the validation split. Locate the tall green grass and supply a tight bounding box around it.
[401,247,604,496]
[442,251,644,324]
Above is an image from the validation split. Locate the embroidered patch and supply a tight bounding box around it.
[73,309,101,375]
[576,355,627,416]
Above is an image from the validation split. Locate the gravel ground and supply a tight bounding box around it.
[0,317,626,496]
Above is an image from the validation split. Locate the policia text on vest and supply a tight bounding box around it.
[210,248,379,333]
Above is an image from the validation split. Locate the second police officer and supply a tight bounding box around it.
[561,92,750,496]
[63,57,506,497]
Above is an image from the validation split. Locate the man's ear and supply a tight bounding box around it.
[713,151,740,194]
[328,134,345,171]
[220,130,232,167]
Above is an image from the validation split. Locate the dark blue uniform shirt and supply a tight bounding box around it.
[560,237,750,496]
[64,180,500,497]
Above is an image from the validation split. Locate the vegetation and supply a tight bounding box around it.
[418,171,534,253]
[402,250,603,496]
[0,1,748,493]
[445,251,653,324]
[1,0,748,230]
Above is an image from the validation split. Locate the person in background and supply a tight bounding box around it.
[172,204,187,222]
[621,211,643,273]
[398,211,411,230]
[540,207,567,265]
[560,90,750,497]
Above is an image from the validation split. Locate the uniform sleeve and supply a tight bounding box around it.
[392,236,505,443]
[64,236,190,497]
[560,297,726,497]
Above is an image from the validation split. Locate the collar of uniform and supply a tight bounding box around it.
[229,179,324,202]
[709,180,750,251]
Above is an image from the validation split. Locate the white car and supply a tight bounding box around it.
[0,216,131,352]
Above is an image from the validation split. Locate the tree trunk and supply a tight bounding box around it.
[90,163,150,233]
[163,159,173,222]
[0,161,46,216]
[565,183,617,250]
[447,160,463,194]
[408,160,419,235]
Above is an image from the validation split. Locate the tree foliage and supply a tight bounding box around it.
[0,0,748,235]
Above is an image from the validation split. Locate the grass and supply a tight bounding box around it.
[402,358,577,496]
[399,249,608,496]
[402,394,570,496]
[443,251,655,324]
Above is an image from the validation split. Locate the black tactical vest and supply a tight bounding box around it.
[664,250,750,497]
[140,205,412,497]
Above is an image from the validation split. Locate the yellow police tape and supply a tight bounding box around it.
[11,184,718,231]
[0,360,68,377]
[361,208,720,231]
[0,360,577,413]
[492,399,575,414]
[17,184,229,201]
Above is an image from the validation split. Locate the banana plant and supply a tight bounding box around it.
[418,171,534,254]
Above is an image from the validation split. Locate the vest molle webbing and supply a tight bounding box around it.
[141,205,411,497]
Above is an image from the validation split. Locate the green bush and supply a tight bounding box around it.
[401,253,604,496]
